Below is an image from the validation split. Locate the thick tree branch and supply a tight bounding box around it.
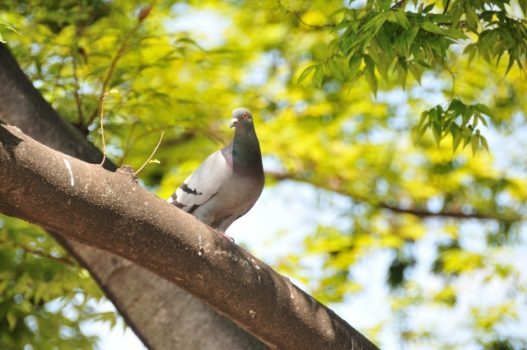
[0,43,264,349]
[267,171,521,222]
[0,122,378,350]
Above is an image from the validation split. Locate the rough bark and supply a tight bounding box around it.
[0,122,379,350]
[0,44,265,349]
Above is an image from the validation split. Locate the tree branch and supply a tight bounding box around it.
[390,0,407,11]
[0,238,77,266]
[0,122,379,350]
[266,171,521,222]
[276,0,336,30]
[86,17,147,127]
[71,46,85,129]
[0,43,264,349]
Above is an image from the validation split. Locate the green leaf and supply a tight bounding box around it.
[478,114,488,127]
[465,5,479,32]
[464,43,478,63]
[452,125,463,151]
[339,34,356,55]
[408,62,423,83]
[519,0,527,15]
[423,4,435,13]
[369,39,389,79]
[363,54,377,95]
[417,111,429,136]
[505,55,516,75]
[93,311,118,329]
[471,134,479,154]
[297,65,317,84]
[480,135,489,151]
[403,26,420,52]
[393,11,411,29]
[443,28,467,40]
[0,21,19,43]
[463,128,473,148]
[421,21,445,36]
[428,106,443,145]
[348,55,362,75]
[474,103,493,118]
[448,99,466,116]
[328,57,348,81]
[432,122,442,145]
[396,57,408,87]
[378,0,391,11]
[7,311,17,331]
[313,65,324,88]
[461,107,472,126]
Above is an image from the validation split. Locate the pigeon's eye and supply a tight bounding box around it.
[242,112,249,120]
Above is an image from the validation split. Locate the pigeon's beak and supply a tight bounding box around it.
[229,118,238,128]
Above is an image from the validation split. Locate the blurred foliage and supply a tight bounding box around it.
[297,0,527,152]
[0,216,106,349]
[1,0,526,348]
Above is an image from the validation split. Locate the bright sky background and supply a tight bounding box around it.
[83,5,527,350]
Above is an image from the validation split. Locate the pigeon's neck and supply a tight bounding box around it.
[230,126,263,174]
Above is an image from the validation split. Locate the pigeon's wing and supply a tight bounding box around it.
[169,150,231,211]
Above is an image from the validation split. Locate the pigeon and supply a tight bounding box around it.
[169,108,264,234]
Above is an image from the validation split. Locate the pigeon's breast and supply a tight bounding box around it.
[219,173,263,214]
[193,172,263,226]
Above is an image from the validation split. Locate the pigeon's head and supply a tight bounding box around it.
[230,108,254,130]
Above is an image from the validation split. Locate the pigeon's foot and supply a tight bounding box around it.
[217,230,235,243]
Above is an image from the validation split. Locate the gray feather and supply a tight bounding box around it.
[172,150,230,210]
[169,108,264,232]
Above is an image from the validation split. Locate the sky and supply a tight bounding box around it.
[82,4,527,350]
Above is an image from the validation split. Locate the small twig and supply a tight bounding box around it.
[120,127,194,166]
[121,126,167,166]
[119,121,138,166]
[50,59,67,104]
[99,92,108,166]
[390,0,407,10]
[0,238,77,266]
[445,65,456,100]
[442,0,451,14]
[71,51,84,127]
[266,171,523,222]
[134,131,165,176]
[87,41,128,126]
[276,0,336,30]
[86,6,152,126]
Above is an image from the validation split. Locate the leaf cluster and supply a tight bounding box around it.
[299,0,526,152]
[417,99,490,153]
[0,216,110,350]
